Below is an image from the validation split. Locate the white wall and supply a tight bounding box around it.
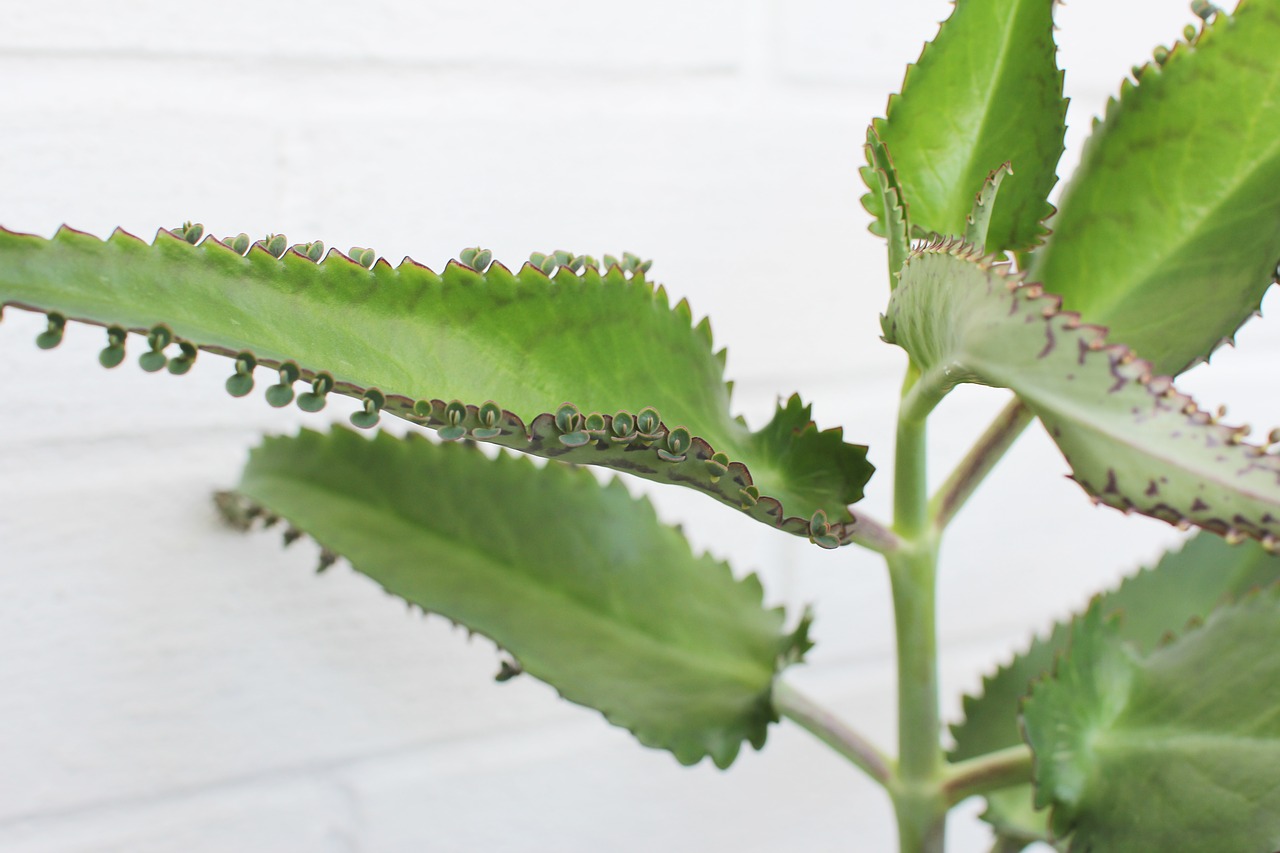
[1,1,1275,850]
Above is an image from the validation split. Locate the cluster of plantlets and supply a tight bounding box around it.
[4,0,1280,849]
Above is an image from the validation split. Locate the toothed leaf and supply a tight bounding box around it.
[864,125,911,288]
[1023,588,1280,849]
[1030,0,1280,375]
[965,162,1013,252]
[0,226,873,544]
[234,428,811,768]
[887,242,1280,543]
[863,0,1065,253]
[951,533,1280,842]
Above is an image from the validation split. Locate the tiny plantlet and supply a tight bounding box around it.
[6,0,1280,850]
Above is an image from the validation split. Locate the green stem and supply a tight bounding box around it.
[942,744,1034,805]
[895,366,945,539]
[888,363,948,853]
[846,511,903,555]
[773,680,894,787]
[929,399,1033,533]
[888,542,946,853]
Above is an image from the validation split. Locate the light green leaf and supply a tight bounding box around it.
[0,226,873,544]
[950,534,1280,843]
[863,0,1065,253]
[886,240,1280,544]
[1030,0,1280,375]
[230,428,811,769]
[864,125,911,288]
[1023,587,1280,849]
[965,162,1013,252]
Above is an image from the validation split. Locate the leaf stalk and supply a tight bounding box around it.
[846,512,904,555]
[941,744,1034,806]
[929,399,1033,532]
[772,680,894,787]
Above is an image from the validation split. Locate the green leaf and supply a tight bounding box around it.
[886,241,1280,544]
[864,125,912,288]
[0,226,873,544]
[1023,587,1280,849]
[965,162,1013,253]
[231,428,811,768]
[863,0,1065,253]
[1029,0,1280,375]
[951,533,1280,842]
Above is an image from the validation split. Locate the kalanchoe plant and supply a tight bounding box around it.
[4,0,1280,850]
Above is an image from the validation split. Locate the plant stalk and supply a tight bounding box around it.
[929,399,1033,532]
[846,511,903,555]
[888,365,948,853]
[772,680,894,787]
[942,744,1034,805]
[887,541,947,853]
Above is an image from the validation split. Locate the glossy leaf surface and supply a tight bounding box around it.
[1030,0,1280,375]
[864,0,1065,253]
[1024,589,1280,850]
[0,226,873,544]
[886,241,1280,544]
[233,428,811,768]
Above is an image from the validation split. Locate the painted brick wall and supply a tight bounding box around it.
[2,2,1274,850]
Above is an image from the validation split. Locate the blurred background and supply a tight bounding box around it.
[1,1,1274,850]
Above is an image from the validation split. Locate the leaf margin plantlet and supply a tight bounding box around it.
[4,0,1280,850]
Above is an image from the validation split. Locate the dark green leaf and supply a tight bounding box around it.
[233,428,811,768]
[951,534,1280,842]
[1024,587,1280,849]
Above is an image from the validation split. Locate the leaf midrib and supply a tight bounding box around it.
[948,0,1031,225]
[1079,127,1280,329]
[1035,16,1280,327]
[969,354,1280,507]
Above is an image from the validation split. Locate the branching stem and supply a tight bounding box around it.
[773,680,894,787]
[846,511,904,555]
[942,744,1034,805]
[888,362,948,853]
[930,399,1033,532]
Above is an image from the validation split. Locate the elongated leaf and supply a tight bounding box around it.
[1030,0,1280,375]
[965,162,1013,252]
[1023,588,1280,849]
[886,240,1280,544]
[0,225,872,544]
[230,428,811,768]
[951,534,1280,843]
[865,125,911,288]
[863,0,1065,253]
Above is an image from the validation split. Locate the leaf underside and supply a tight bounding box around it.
[950,534,1280,843]
[0,226,873,546]
[886,240,1280,545]
[1023,588,1280,850]
[1030,0,1280,375]
[863,0,1065,254]
[231,428,811,769]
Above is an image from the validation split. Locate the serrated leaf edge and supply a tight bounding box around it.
[895,235,1280,546]
[1,224,872,546]
[1020,582,1280,843]
[218,433,814,769]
